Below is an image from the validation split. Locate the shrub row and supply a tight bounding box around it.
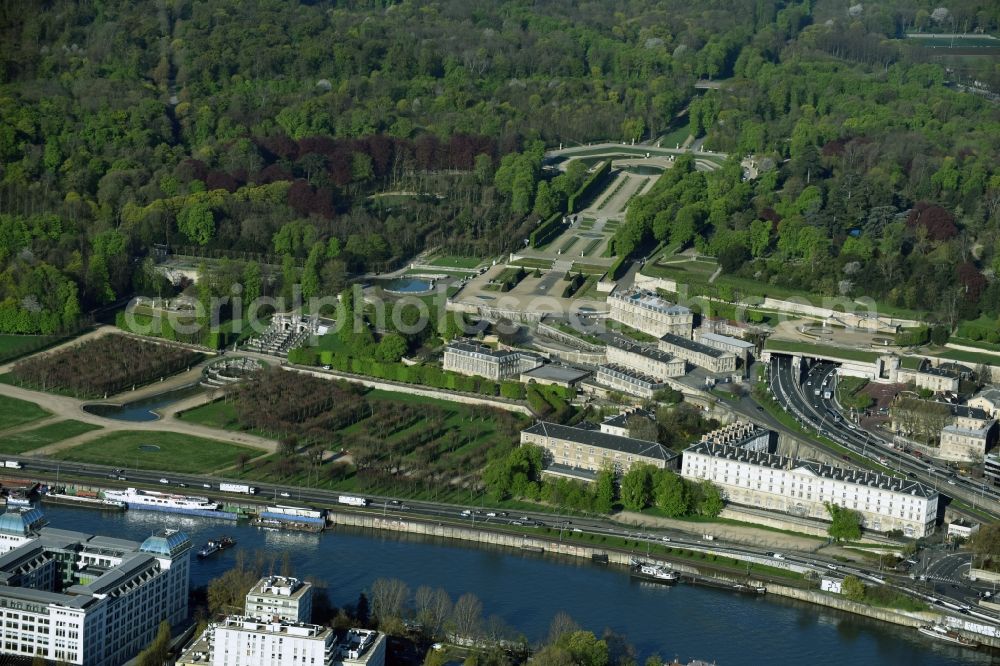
[529,212,565,248]
[561,272,587,298]
[567,160,611,213]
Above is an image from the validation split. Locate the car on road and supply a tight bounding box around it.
[117,475,127,481]
[280,492,290,498]
[511,520,523,526]
[947,479,957,485]
[202,483,211,489]
[661,536,671,542]
[178,483,188,487]
[159,478,169,484]
[772,553,785,560]
[572,528,582,533]
[827,564,838,571]
[486,512,497,517]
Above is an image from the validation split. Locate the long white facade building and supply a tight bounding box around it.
[442,340,541,380]
[681,440,938,537]
[608,288,693,338]
[0,509,191,666]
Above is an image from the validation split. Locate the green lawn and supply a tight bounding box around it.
[558,235,580,254]
[178,400,239,430]
[948,337,1000,352]
[0,420,102,455]
[643,260,927,319]
[659,121,693,149]
[0,394,50,430]
[569,262,611,275]
[0,334,68,364]
[51,430,258,473]
[580,238,602,257]
[509,258,554,270]
[428,255,483,269]
[764,339,879,363]
[929,348,1000,366]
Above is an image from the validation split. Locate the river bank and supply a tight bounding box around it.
[13,505,992,665]
[6,472,995,654]
[328,509,998,650]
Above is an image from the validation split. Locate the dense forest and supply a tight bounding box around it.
[0,0,999,334]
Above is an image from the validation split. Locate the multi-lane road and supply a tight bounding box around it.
[15,455,1000,630]
[768,354,1000,521]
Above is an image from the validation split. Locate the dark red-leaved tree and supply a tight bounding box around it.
[906,202,958,241]
[956,262,987,302]
[205,170,239,193]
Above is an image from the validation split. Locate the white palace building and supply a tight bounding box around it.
[681,424,938,538]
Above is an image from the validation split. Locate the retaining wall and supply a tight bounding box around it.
[281,365,532,415]
[633,274,923,328]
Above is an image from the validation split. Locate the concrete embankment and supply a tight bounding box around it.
[329,510,1000,650]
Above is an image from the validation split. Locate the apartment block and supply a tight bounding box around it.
[244,576,313,623]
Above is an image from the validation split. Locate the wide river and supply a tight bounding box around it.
[40,506,991,665]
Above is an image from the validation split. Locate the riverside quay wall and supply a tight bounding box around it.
[329,510,1000,648]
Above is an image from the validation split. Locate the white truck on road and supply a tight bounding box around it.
[3,461,22,469]
[218,482,258,495]
[338,495,367,507]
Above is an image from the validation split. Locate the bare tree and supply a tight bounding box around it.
[370,578,409,628]
[547,611,580,645]
[415,586,452,639]
[484,614,514,645]
[451,593,483,640]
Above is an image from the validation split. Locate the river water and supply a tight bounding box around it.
[38,506,991,665]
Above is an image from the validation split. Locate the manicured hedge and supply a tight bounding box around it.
[608,254,630,280]
[567,160,611,213]
[529,212,565,248]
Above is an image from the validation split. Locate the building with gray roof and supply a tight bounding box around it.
[681,436,937,538]
[521,421,677,481]
[608,287,693,338]
[0,508,191,665]
[442,339,541,380]
[658,333,737,374]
